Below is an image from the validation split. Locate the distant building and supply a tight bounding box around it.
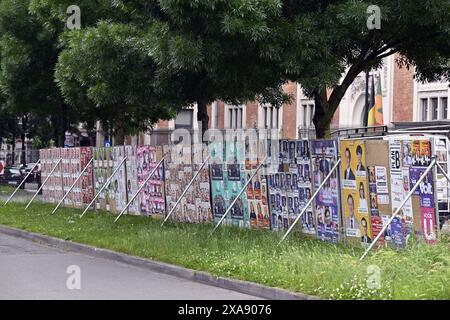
[96,53,450,146]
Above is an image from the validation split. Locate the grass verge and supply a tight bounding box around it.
[0,201,448,299]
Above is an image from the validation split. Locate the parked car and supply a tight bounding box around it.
[21,163,41,186]
[0,167,27,188]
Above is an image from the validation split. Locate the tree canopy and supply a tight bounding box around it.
[1,0,449,144]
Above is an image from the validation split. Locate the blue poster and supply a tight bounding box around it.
[390,217,405,248]
[311,140,340,243]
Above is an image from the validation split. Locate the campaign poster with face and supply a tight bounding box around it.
[53,148,64,204]
[311,140,340,243]
[39,149,51,203]
[112,146,127,213]
[267,139,313,233]
[164,144,188,222]
[340,140,372,245]
[245,140,270,230]
[93,147,107,210]
[124,145,138,214]
[103,147,114,212]
[80,147,94,206]
[210,141,227,223]
[192,143,213,223]
[210,140,249,228]
[137,145,166,218]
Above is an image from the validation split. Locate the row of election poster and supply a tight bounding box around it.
[40,147,94,206]
[38,137,443,246]
[40,148,64,204]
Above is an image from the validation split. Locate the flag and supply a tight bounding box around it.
[368,73,384,126]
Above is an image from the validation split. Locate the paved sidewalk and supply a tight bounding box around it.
[0,233,260,300]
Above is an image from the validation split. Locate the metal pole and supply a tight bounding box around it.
[80,156,128,218]
[3,159,41,206]
[25,158,62,209]
[51,157,93,214]
[435,162,450,185]
[210,156,268,235]
[114,155,166,223]
[161,155,211,226]
[360,158,436,261]
[279,158,342,244]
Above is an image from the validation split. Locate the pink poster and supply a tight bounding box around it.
[421,207,437,244]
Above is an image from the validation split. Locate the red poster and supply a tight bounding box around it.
[370,216,384,246]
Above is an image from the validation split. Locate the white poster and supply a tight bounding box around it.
[375,166,388,194]
[389,140,402,178]
[401,167,414,220]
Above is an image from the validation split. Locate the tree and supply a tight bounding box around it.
[263,0,450,137]
[138,0,450,138]
[0,0,81,148]
[56,22,181,145]
[51,0,289,140]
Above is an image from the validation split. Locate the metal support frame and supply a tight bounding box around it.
[279,158,342,244]
[51,157,94,214]
[210,156,268,235]
[435,162,450,185]
[359,157,437,261]
[25,158,62,209]
[161,155,211,226]
[3,160,41,206]
[80,156,128,218]
[114,155,166,223]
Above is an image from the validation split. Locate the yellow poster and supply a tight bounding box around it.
[340,140,372,245]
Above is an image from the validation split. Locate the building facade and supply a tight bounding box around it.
[97,53,450,146]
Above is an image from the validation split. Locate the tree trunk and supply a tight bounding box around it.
[197,101,209,140]
[114,102,126,146]
[312,88,330,139]
[20,115,28,166]
[60,103,68,147]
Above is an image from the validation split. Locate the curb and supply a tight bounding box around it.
[0,224,320,300]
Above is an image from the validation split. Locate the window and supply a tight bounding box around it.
[261,105,279,129]
[301,103,315,128]
[302,105,307,127]
[174,109,194,129]
[421,98,428,121]
[431,98,438,120]
[419,95,449,121]
[309,104,315,126]
[441,97,448,119]
[226,105,244,129]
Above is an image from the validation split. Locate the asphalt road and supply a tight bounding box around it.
[0,233,260,300]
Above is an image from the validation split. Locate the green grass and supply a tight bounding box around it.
[0,201,448,300]
[0,184,29,194]
[0,185,17,194]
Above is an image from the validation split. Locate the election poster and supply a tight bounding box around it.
[421,207,437,244]
[268,139,313,234]
[310,140,340,243]
[246,140,270,230]
[124,145,139,214]
[112,146,127,213]
[164,144,212,224]
[340,140,372,244]
[210,139,250,228]
[80,147,94,206]
[137,145,165,217]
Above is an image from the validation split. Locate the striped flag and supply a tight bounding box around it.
[368,73,384,126]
